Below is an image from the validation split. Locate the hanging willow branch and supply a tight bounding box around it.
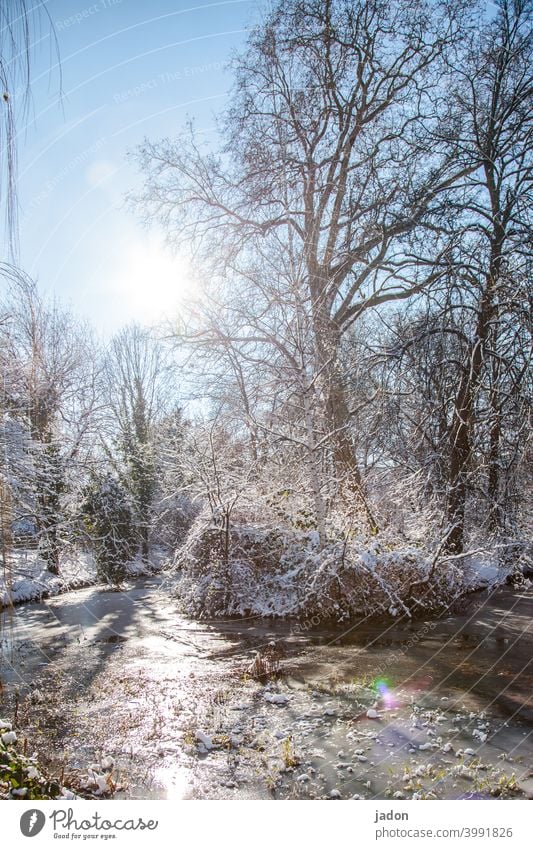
[0,1,61,259]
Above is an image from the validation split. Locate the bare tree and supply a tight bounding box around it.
[133,0,477,529]
[440,0,532,552]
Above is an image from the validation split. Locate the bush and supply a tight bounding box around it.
[174,517,466,621]
[0,723,64,800]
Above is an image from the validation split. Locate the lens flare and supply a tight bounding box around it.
[373,677,398,708]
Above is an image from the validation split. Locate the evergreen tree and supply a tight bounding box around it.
[81,473,135,586]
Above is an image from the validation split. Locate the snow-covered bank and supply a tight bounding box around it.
[463,554,528,590]
[1,550,96,608]
[175,521,524,621]
[0,548,167,608]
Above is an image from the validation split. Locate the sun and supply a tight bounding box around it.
[106,232,198,328]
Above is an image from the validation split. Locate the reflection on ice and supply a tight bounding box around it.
[153,765,192,800]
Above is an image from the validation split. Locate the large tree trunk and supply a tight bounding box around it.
[313,309,378,533]
[140,524,150,564]
[446,384,471,554]
[488,374,503,534]
[300,376,327,547]
[445,226,503,553]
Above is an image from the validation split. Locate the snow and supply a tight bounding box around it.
[264,693,289,705]
[174,520,514,621]
[366,708,379,719]
[1,731,17,745]
[195,731,215,750]
[0,547,164,608]
[88,771,111,794]
[1,549,96,608]
[464,555,514,590]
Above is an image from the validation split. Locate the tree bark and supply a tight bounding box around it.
[488,380,502,533]
[445,227,503,553]
[313,307,378,533]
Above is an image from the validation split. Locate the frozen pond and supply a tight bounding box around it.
[1,579,532,800]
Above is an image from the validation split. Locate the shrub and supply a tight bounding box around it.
[0,724,63,800]
[175,517,466,621]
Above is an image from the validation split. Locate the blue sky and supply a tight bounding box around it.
[11,0,258,335]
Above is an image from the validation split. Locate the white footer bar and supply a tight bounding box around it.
[3,799,531,848]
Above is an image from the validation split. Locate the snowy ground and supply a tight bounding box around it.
[0,548,167,608]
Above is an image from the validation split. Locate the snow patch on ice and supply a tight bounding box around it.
[264,693,289,705]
